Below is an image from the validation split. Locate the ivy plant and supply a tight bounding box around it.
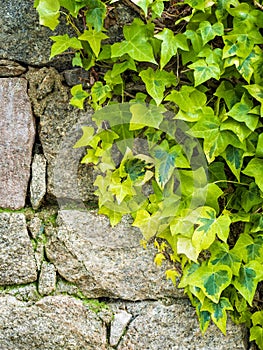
[35,0,263,347]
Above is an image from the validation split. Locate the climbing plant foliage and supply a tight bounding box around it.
[35,0,263,347]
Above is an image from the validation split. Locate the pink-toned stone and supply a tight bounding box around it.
[0,78,35,209]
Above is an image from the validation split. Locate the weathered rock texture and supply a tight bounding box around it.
[30,153,47,209]
[0,295,107,350]
[0,213,37,285]
[26,67,95,203]
[46,210,179,300]
[0,78,35,209]
[113,300,248,350]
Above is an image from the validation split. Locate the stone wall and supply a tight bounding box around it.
[0,1,250,349]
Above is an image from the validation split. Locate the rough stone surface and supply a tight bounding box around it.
[28,216,44,239]
[0,0,73,69]
[112,300,248,350]
[110,310,133,347]
[26,67,95,203]
[0,295,107,350]
[46,210,180,300]
[0,78,35,209]
[0,213,37,285]
[30,153,47,209]
[38,262,57,296]
[0,59,26,77]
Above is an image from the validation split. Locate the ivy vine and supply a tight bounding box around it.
[35,0,263,347]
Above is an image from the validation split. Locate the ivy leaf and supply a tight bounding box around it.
[98,206,122,227]
[177,235,199,262]
[70,84,89,109]
[244,84,263,116]
[243,158,263,192]
[111,18,157,64]
[183,264,232,303]
[223,34,254,59]
[222,145,243,181]
[188,59,221,86]
[192,208,231,254]
[250,326,263,350]
[132,209,160,240]
[34,0,60,30]
[256,134,263,157]
[109,176,136,204]
[130,0,153,15]
[50,34,83,58]
[91,82,112,108]
[152,140,177,189]
[188,114,244,162]
[208,162,227,186]
[221,118,252,143]
[227,94,258,131]
[201,297,233,334]
[139,68,177,106]
[233,261,263,306]
[198,21,224,45]
[165,85,206,114]
[73,126,94,148]
[155,29,189,69]
[79,30,108,57]
[241,183,263,213]
[209,241,241,276]
[129,103,164,130]
[232,234,263,263]
[85,0,107,32]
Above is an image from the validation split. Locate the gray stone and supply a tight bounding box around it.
[1,284,40,303]
[0,295,107,350]
[0,0,73,69]
[110,310,132,347]
[0,59,26,77]
[46,210,181,300]
[34,241,45,271]
[30,153,47,209]
[38,262,57,296]
[63,68,91,88]
[112,300,248,350]
[0,213,37,285]
[0,78,35,209]
[26,67,95,203]
[28,216,44,239]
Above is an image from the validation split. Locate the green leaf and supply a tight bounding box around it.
[85,0,107,32]
[192,207,231,254]
[209,241,241,276]
[130,0,153,15]
[223,34,254,59]
[177,235,199,262]
[199,21,224,45]
[241,183,263,213]
[250,326,263,350]
[243,158,263,192]
[91,82,112,107]
[188,59,221,87]
[232,234,263,264]
[70,84,89,109]
[111,19,157,64]
[256,134,263,158]
[244,84,263,116]
[132,209,160,240]
[208,162,227,186]
[79,30,108,57]
[184,264,232,303]
[165,85,206,113]
[221,118,252,143]
[129,103,164,130]
[109,176,136,204]
[98,206,122,227]
[155,29,189,69]
[50,34,83,58]
[152,140,177,189]
[227,94,258,131]
[201,297,233,334]
[73,126,94,148]
[35,0,60,30]
[233,261,263,305]
[139,68,177,106]
[222,145,243,181]
[188,114,244,162]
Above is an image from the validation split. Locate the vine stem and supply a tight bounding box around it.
[213,180,250,187]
